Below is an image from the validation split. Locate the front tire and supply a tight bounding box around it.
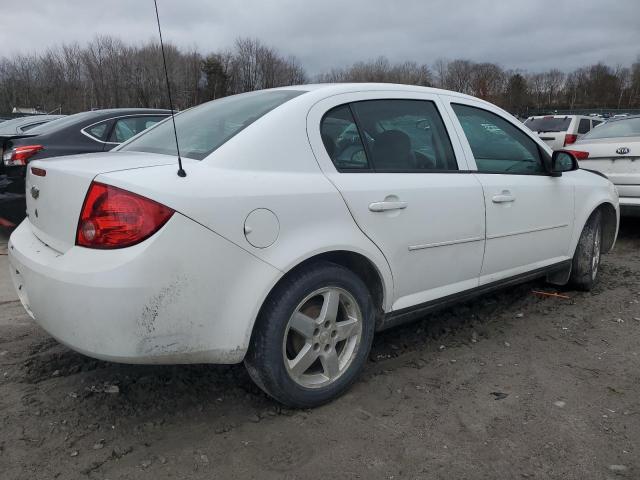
[569,210,602,291]
[245,261,375,408]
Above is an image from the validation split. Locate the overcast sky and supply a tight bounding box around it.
[1,0,638,76]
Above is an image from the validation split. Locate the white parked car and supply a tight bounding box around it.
[571,115,640,215]
[524,114,603,150]
[8,84,619,407]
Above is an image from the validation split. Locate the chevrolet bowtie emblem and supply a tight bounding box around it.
[30,185,40,199]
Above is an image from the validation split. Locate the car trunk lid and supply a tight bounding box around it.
[573,138,640,187]
[25,151,176,253]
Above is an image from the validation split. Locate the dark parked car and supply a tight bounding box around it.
[0,115,65,156]
[0,108,171,226]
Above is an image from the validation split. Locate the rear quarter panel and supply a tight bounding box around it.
[98,105,395,312]
[568,169,619,254]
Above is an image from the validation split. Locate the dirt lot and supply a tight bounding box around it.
[1,221,639,480]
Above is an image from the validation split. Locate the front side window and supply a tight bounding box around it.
[452,104,544,174]
[578,118,591,134]
[121,90,305,159]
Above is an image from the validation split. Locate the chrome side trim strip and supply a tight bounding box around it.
[486,223,569,240]
[408,236,484,251]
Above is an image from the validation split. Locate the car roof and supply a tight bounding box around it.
[83,108,172,115]
[527,114,591,119]
[605,114,640,122]
[26,108,172,135]
[273,82,484,102]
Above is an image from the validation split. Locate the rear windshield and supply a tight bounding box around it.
[580,117,640,140]
[28,112,97,134]
[119,90,306,160]
[524,117,571,132]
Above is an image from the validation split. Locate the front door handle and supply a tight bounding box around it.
[369,200,408,212]
[492,191,515,203]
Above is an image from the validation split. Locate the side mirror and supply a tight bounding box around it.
[550,150,579,177]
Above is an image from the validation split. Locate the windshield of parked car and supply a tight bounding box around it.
[119,90,306,160]
[580,117,640,140]
[524,117,571,132]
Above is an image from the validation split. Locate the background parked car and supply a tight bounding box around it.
[524,114,603,150]
[571,115,640,216]
[0,114,65,158]
[0,108,170,226]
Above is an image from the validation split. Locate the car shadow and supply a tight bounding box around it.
[12,214,640,424]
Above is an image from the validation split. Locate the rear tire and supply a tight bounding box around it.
[245,261,375,408]
[569,210,602,291]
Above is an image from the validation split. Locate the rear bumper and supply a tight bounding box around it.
[8,215,281,364]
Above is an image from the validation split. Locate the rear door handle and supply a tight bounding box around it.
[369,201,408,212]
[492,191,515,203]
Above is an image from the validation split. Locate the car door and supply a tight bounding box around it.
[307,92,486,311]
[445,98,575,284]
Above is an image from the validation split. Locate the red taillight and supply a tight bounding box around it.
[563,134,577,146]
[565,150,590,160]
[2,145,44,166]
[76,182,174,249]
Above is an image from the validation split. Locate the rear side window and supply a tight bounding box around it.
[452,104,544,175]
[85,121,110,141]
[350,100,457,172]
[321,100,457,173]
[524,117,571,132]
[121,90,305,160]
[108,116,167,143]
[321,105,369,170]
[578,119,591,134]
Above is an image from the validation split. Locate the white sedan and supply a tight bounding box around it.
[8,84,619,407]
[570,115,640,215]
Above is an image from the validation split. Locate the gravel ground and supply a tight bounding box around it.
[1,220,639,479]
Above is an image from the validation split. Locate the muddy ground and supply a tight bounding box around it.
[1,220,639,480]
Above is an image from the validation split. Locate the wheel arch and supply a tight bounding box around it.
[253,249,391,341]
[596,202,618,253]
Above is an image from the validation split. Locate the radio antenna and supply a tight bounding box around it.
[153,0,186,177]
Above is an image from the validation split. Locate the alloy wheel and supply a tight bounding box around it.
[282,287,363,388]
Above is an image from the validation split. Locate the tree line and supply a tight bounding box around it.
[1,35,638,116]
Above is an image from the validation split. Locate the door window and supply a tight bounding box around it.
[350,100,457,172]
[578,118,591,134]
[108,116,167,143]
[452,104,544,174]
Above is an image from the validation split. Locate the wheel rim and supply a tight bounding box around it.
[592,223,602,280]
[283,287,363,389]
